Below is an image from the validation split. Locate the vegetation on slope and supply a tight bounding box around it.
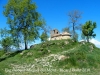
[0,39,100,75]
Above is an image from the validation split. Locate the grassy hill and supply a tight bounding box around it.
[0,39,100,75]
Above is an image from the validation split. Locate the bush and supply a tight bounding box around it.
[0,37,14,53]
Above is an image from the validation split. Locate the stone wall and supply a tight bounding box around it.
[50,29,71,40]
[50,35,71,40]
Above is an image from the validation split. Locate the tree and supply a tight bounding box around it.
[40,32,48,42]
[0,37,14,53]
[3,0,44,50]
[0,28,20,51]
[82,21,96,42]
[81,32,86,41]
[41,25,52,41]
[0,28,9,38]
[62,27,70,33]
[68,10,82,41]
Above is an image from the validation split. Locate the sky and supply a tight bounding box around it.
[0,0,100,48]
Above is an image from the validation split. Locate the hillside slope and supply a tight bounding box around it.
[0,39,100,75]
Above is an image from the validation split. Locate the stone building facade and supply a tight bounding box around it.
[50,29,71,40]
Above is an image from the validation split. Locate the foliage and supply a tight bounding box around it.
[0,28,10,38]
[62,26,79,42]
[82,21,96,42]
[62,27,70,33]
[40,32,48,42]
[0,37,14,53]
[70,30,78,42]
[68,10,82,42]
[0,28,20,49]
[3,0,44,50]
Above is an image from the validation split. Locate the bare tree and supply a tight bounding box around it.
[68,10,82,41]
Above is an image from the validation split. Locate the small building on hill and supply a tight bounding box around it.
[50,29,71,40]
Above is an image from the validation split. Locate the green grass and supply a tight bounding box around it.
[0,39,100,75]
[0,50,5,57]
[55,43,100,69]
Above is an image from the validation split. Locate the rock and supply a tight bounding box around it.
[79,40,86,45]
[27,52,32,56]
[58,55,67,61]
[48,50,51,53]
[30,45,34,49]
[90,45,94,50]
[30,44,38,49]
[5,52,11,55]
[20,51,24,55]
[20,52,23,55]
[65,41,69,44]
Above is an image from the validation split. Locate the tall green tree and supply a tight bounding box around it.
[82,21,96,42]
[68,10,82,42]
[3,0,44,50]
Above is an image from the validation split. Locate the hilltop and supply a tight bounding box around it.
[0,39,100,75]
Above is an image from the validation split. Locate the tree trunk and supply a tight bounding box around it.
[73,23,76,42]
[24,32,28,50]
[25,40,28,50]
[87,36,89,43]
[24,34,28,50]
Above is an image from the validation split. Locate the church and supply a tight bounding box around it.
[50,29,71,40]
